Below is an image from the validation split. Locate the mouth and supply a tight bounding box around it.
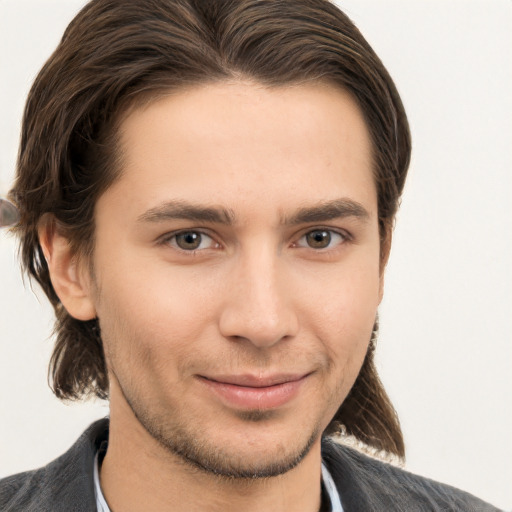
[197,373,311,410]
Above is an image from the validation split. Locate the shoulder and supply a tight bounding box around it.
[0,419,108,512]
[0,467,51,512]
[321,437,503,512]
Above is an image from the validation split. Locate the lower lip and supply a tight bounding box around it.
[199,376,307,410]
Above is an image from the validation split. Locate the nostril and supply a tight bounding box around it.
[219,308,299,349]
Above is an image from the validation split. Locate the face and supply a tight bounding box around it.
[87,81,383,478]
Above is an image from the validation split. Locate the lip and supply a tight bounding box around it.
[197,373,310,410]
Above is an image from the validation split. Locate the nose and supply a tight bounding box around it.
[218,246,299,348]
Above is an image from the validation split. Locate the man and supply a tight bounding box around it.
[0,0,502,510]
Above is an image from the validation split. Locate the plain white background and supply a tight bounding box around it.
[0,0,510,509]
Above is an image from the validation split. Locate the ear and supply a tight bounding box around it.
[38,217,97,321]
[378,223,393,304]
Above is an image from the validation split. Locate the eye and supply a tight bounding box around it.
[168,231,216,251]
[296,229,346,250]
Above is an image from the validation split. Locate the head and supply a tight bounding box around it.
[10,0,410,466]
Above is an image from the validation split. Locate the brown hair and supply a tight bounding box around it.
[10,0,410,458]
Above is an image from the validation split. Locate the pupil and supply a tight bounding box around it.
[307,230,331,248]
[177,232,201,250]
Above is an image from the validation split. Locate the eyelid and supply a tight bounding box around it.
[158,228,220,251]
[155,225,352,252]
[293,227,352,249]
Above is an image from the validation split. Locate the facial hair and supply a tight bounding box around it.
[114,368,323,479]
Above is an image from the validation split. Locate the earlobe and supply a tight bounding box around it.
[38,218,97,321]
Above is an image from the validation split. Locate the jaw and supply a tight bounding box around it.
[102,376,326,512]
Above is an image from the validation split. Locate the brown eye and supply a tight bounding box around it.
[305,230,332,249]
[175,231,204,250]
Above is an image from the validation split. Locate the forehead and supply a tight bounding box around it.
[98,80,376,222]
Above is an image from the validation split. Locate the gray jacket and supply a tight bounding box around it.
[0,419,502,511]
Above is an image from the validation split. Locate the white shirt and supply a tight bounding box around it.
[94,453,344,512]
[94,452,111,512]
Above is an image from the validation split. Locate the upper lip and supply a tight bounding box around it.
[200,373,310,388]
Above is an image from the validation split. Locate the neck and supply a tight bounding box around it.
[100,405,324,512]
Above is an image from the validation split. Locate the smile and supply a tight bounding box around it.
[197,373,311,410]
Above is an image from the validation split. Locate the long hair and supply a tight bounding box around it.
[10,0,410,459]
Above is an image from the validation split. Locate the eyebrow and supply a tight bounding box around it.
[137,198,369,225]
[137,200,236,224]
[283,198,370,225]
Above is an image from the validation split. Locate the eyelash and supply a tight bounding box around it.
[294,228,350,250]
[158,227,352,254]
[160,230,219,253]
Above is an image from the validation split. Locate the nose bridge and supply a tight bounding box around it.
[219,239,298,347]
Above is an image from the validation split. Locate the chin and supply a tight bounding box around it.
[133,400,322,479]
[158,425,321,479]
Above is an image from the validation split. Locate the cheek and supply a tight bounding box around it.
[298,261,380,363]
[94,262,217,373]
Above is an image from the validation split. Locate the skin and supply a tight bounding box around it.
[42,81,385,511]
